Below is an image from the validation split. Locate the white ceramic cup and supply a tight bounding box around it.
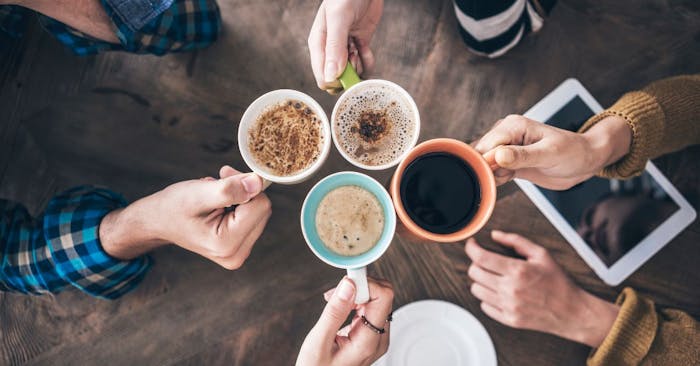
[331,78,421,171]
[238,89,332,185]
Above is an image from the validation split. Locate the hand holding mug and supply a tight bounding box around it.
[474,114,632,190]
[464,230,619,348]
[390,138,496,243]
[101,165,272,270]
[238,89,332,185]
[302,172,396,304]
[308,0,384,92]
[296,277,394,366]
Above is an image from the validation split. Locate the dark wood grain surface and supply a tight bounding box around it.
[1,0,699,365]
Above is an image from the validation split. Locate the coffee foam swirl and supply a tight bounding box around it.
[334,84,416,166]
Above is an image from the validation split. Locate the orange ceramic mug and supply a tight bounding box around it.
[389,138,496,243]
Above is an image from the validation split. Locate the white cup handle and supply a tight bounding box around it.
[347,267,369,304]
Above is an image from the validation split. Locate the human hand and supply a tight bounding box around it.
[100,165,272,270]
[308,0,384,93]
[464,230,619,347]
[473,114,632,190]
[297,277,394,366]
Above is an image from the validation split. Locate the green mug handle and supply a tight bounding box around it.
[338,63,362,90]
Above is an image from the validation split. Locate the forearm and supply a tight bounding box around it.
[100,205,167,260]
[0,187,152,299]
[641,74,700,155]
[564,289,620,348]
[14,0,119,43]
[581,115,632,173]
[579,74,700,179]
[0,200,64,295]
[587,288,700,366]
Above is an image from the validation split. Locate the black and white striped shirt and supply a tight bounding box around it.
[453,0,556,58]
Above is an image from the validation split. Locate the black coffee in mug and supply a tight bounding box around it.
[399,152,481,234]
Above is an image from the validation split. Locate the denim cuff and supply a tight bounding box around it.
[104,0,174,31]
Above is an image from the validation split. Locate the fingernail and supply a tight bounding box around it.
[242,174,262,194]
[323,288,335,298]
[336,279,355,301]
[482,150,497,165]
[324,61,338,83]
[492,230,503,236]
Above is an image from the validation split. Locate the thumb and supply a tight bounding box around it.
[494,144,546,170]
[218,165,241,179]
[198,173,263,209]
[323,10,352,83]
[312,278,356,342]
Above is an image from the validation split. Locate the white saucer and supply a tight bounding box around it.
[373,300,497,366]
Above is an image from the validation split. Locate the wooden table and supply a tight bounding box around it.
[1,1,698,365]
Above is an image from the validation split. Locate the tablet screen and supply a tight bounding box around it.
[538,96,680,267]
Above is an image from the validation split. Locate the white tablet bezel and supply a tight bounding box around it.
[516,78,697,286]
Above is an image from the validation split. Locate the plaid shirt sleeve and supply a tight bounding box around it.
[0,186,151,299]
[1,0,220,56]
[0,5,27,38]
[39,0,221,56]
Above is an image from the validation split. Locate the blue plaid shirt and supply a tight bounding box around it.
[0,186,151,299]
[0,0,220,55]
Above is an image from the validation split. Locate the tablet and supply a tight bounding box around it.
[516,79,697,286]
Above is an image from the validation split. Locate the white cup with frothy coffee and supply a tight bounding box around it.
[331,75,421,170]
[238,89,332,185]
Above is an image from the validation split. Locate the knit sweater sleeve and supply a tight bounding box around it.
[587,288,700,366]
[578,74,700,179]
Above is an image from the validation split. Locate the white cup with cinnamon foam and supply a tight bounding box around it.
[238,90,332,186]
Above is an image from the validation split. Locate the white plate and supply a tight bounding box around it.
[373,300,497,366]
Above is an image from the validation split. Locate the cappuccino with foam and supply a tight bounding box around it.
[315,185,384,256]
[248,99,323,177]
[333,83,417,167]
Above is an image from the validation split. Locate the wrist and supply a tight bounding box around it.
[567,289,620,348]
[10,0,46,10]
[582,115,632,172]
[99,204,167,260]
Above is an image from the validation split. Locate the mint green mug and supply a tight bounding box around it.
[301,172,396,304]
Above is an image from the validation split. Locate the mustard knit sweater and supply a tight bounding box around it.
[579,74,700,365]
